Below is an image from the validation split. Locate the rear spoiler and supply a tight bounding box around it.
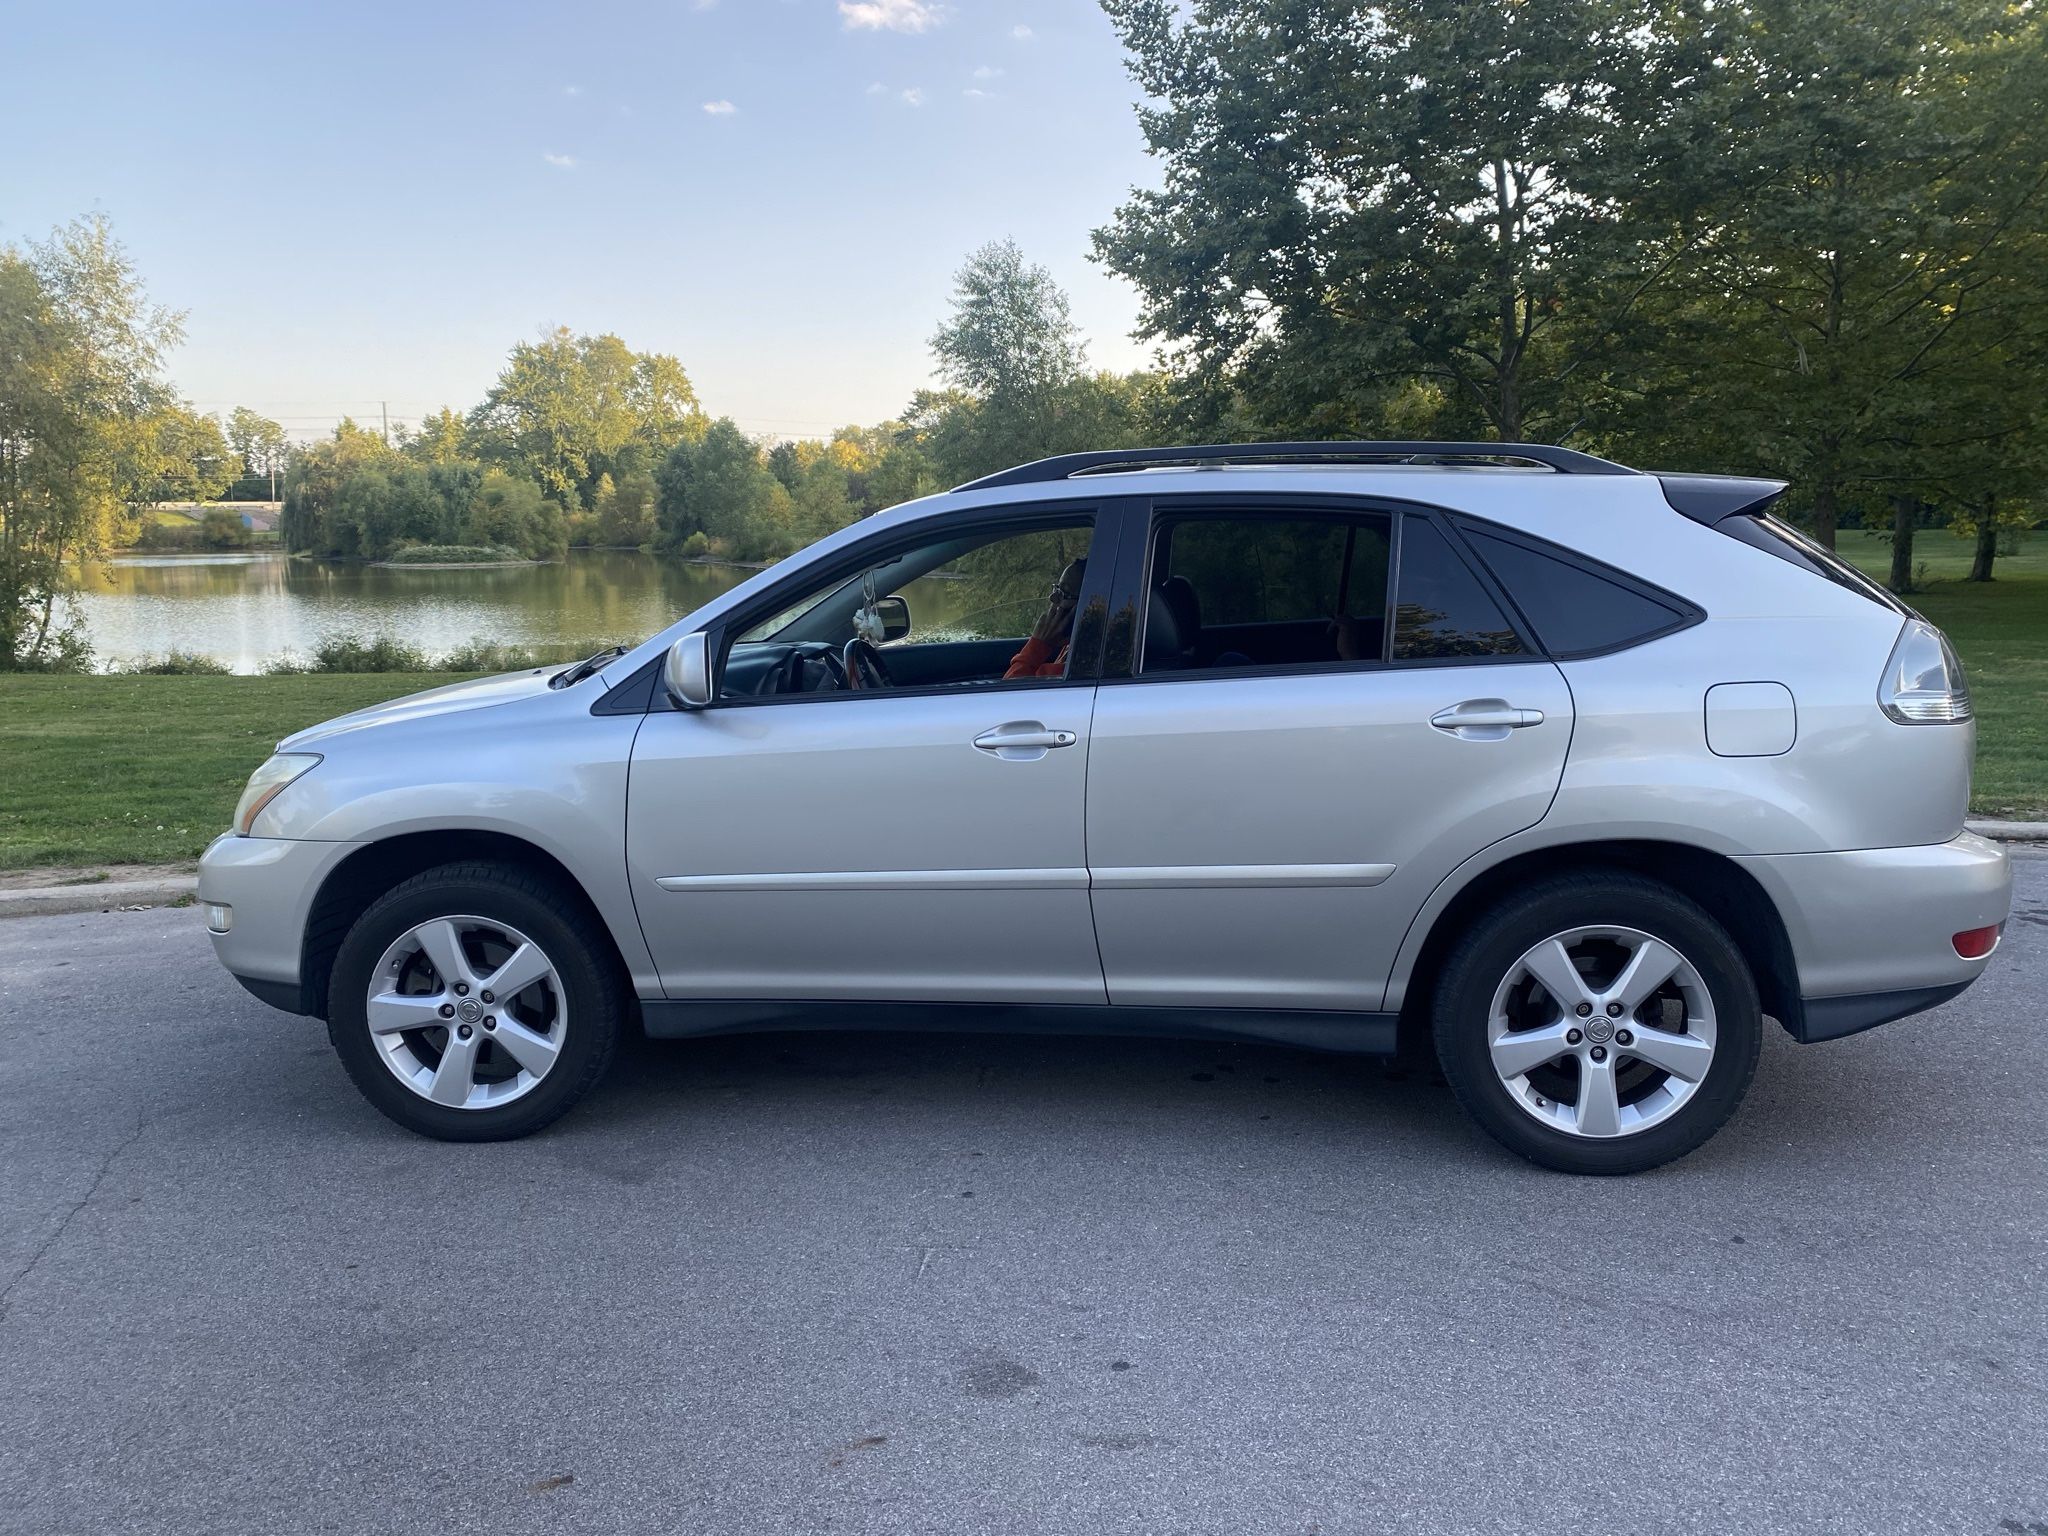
[1656,474,1789,526]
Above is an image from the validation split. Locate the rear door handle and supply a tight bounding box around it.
[1430,701,1545,738]
[973,722,1078,760]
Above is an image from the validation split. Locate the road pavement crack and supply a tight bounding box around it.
[0,1115,147,1325]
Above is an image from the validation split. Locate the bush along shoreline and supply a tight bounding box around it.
[112,633,632,676]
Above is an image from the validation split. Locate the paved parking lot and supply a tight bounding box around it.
[2,851,2044,1535]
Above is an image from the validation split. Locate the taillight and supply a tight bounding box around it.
[1878,619,1972,724]
[1953,924,2001,959]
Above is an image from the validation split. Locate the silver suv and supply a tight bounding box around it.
[199,442,2011,1173]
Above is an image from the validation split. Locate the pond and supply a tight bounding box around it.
[68,550,994,673]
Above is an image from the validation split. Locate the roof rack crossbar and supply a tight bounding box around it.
[954,441,1639,492]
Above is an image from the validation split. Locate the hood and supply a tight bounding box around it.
[278,668,565,749]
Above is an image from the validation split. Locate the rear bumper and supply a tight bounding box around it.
[198,833,359,1014]
[1737,831,2011,1041]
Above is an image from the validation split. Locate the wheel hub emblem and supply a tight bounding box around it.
[1585,1016,1614,1045]
[456,998,483,1023]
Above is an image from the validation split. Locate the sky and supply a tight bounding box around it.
[2,0,1161,441]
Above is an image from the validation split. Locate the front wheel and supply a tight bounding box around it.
[1433,873,1762,1175]
[327,861,624,1141]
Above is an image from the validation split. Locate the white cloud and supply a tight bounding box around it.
[899,86,925,106]
[866,80,889,94]
[562,84,582,97]
[702,99,737,115]
[839,0,945,33]
[542,152,577,169]
[972,64,1003,78]
[963,87,992,98]
[1010,24,1033,39]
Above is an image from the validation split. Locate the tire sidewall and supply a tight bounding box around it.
[328,870,619,1141]
[1435,877,1762,1175]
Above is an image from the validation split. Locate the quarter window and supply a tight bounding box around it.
[1462,527,1690,657]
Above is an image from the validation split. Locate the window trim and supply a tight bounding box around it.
[1447,514,1706,661]
[1109,492,1545,688]
[662,499,1134,713]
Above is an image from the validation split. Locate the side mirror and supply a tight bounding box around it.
[873,595,911,643]
[664,632,714,709]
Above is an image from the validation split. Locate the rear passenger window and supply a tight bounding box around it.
[1392,519,1526,660]
[1462,528,1690,657]
[1145,512,1392,671]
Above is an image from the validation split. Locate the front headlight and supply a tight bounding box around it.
[232,753,322,836]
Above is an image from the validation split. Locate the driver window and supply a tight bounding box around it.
[721,517,1098,700]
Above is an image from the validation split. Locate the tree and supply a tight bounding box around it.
[0,215,183,669]
[655,419,788,558]
[227,406,288,497]
[401,406,470,466]
[280,419,397,557]
[141,405,237,505]
[1094,0,1721,442]
[1614,0,2048,545]
[468,328,703,509]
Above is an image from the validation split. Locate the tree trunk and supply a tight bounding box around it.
[1967,496,1998,582]
[1887,496,1917,593]
[1811,474,1840,550]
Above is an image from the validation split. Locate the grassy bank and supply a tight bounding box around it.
[0,673,466,870]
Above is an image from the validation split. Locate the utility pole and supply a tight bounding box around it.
[380,401,390,445]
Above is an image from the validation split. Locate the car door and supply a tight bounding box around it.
[1084,500,1573,1013]
[626,509,1118,1004]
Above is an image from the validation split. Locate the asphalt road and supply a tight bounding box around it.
[2,855,2044,1536]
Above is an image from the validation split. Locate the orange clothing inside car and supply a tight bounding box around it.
[1004,635,1068,680]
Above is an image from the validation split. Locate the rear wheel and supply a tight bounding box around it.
[327,861,623,1141]
[1433,873,1761,1174]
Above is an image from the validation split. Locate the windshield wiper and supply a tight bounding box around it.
[550,644,628,689]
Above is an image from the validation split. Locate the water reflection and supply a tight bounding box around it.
[70,550,989,673]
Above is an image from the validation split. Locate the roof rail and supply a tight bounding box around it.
[953,440,1639,492]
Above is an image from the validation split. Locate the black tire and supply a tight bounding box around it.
[326,860,624,1141]
[1433,872,1761,1175]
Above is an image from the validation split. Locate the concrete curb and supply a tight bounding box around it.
[0,875,199,919]
[0,819,2042,922]
[1966,819,2048,843]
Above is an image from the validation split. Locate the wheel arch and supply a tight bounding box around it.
[297,829,635,1021]
[1390,838,1803,1048]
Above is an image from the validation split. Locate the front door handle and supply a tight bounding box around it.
[973,722,1078,760]
[1430,700,1546,739]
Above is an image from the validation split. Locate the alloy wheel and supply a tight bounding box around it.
[1485,924,1718,1140]
[364,915,568,1110]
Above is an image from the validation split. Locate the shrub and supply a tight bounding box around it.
[380,543,524,565]
[436,636,629,672]
[301,632,430,673]
[115,648,232,675]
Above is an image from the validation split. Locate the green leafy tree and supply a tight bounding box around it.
[280,419,397,556]
[142,405,237,505]
[461,468,566,558]
[1093,0,1720,442]
[0,215,183,669]
[226,406,289,498]
[655,418,788,558]
[1612,0,2048,545]
[468,328,703,509]
[402,406,471,466]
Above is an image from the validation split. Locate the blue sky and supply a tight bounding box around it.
[3,0,1159,440]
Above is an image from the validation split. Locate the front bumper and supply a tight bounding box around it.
[198,833,359,1014]
[1736,831,2012,1041]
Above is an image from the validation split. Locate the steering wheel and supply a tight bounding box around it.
[842,637,893,691]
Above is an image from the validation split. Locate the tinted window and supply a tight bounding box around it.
[1392,519,1525,660]
[1464,529,1687,657]
[1147,512,1392,671]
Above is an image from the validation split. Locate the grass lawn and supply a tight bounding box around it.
[0,673,468,871]
[1836,531,2048,820]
